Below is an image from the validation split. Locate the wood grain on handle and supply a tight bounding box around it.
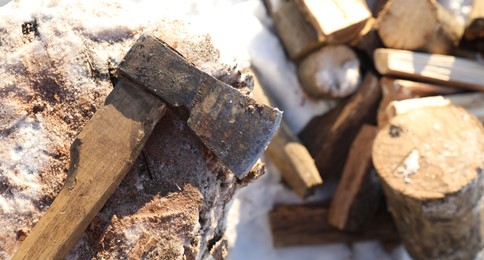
[12,78,167,259]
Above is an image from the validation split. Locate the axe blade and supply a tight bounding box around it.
[119,35,282,178]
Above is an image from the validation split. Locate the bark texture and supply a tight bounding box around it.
[373,104,484,259]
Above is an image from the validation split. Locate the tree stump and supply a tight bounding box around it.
[372,103,484,259]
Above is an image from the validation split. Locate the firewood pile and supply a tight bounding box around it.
[262,0,484,259]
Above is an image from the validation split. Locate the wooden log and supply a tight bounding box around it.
[265,0,321,60]
[446,92,484,123]
[464,0,484,42]
[328,124,381,231]
[372,101,484,259]
[377,0,464,54]
[252,71,323,198]
[269,203,399,247]
[297,45,361,98]
[299,73,381,179]
[295,0,371,45]
[374,48,484,91]
[377,77,463,126]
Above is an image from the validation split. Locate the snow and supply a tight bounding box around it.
[0,0,413,259]
[396,149,420,184]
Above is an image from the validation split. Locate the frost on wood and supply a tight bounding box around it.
[298,45,360,98]
[0,1,260,258]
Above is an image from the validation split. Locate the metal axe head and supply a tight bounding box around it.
[118,35,282,178]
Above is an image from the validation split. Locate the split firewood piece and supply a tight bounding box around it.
[299,73,381,179]
[464,0,484,42]
[252,71,323,198]
[328,124,381,231]
[377,77,463,126]
[265,0,321,60]
[446,92,484,123]
[377,0,464,54]
[297,45,361,98]
[372,100,484,259]
[269,203,399,247]
[374,48,484,91]
[295,0,371,45]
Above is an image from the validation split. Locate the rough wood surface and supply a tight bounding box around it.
[299,73,381,179]
[119,35,282,177]
[328,124,381,231]
[372,104,484,259]
[252,71,322,198]
[296,0,371,44]
[265,0,321,60]
[377,78,463,126]
[297,45,361,98]
[269,203,399,247]
[374,48,484,91]
[377,0,464,54]
[12,78,167,260]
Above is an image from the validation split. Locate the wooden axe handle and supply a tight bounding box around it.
[12,78,167,259]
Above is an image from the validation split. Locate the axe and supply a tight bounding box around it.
[13,35,282,259]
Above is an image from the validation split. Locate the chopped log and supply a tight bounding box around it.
[297,45,361,98]
[265,0,321,60]
[299,73,381,179]
[464,0,484,42]
[269,203,399,247]
[295,0,371,45]
[252,71,323,198]
[328,124,381,231]
[372,101,484,259]
[377,78,463,126]
[374,48,484,91]
[446,92,484,123]
[377,0,464,54]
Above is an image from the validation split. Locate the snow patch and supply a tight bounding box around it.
[0,115,48,214]
[396,149,420,183]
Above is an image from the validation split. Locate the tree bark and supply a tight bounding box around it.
[372,102,484,259]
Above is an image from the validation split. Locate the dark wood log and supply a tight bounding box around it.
[299,73,381,179]
[464,0,484,42]
[269,203,399,247]
[372,102,484,259]
[328,124,381,231]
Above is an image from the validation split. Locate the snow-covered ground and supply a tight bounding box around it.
[0,0,416,259]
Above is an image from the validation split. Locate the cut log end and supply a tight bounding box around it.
[297,45,361,98]
[374,105,483,199]
[372,104,484,259]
